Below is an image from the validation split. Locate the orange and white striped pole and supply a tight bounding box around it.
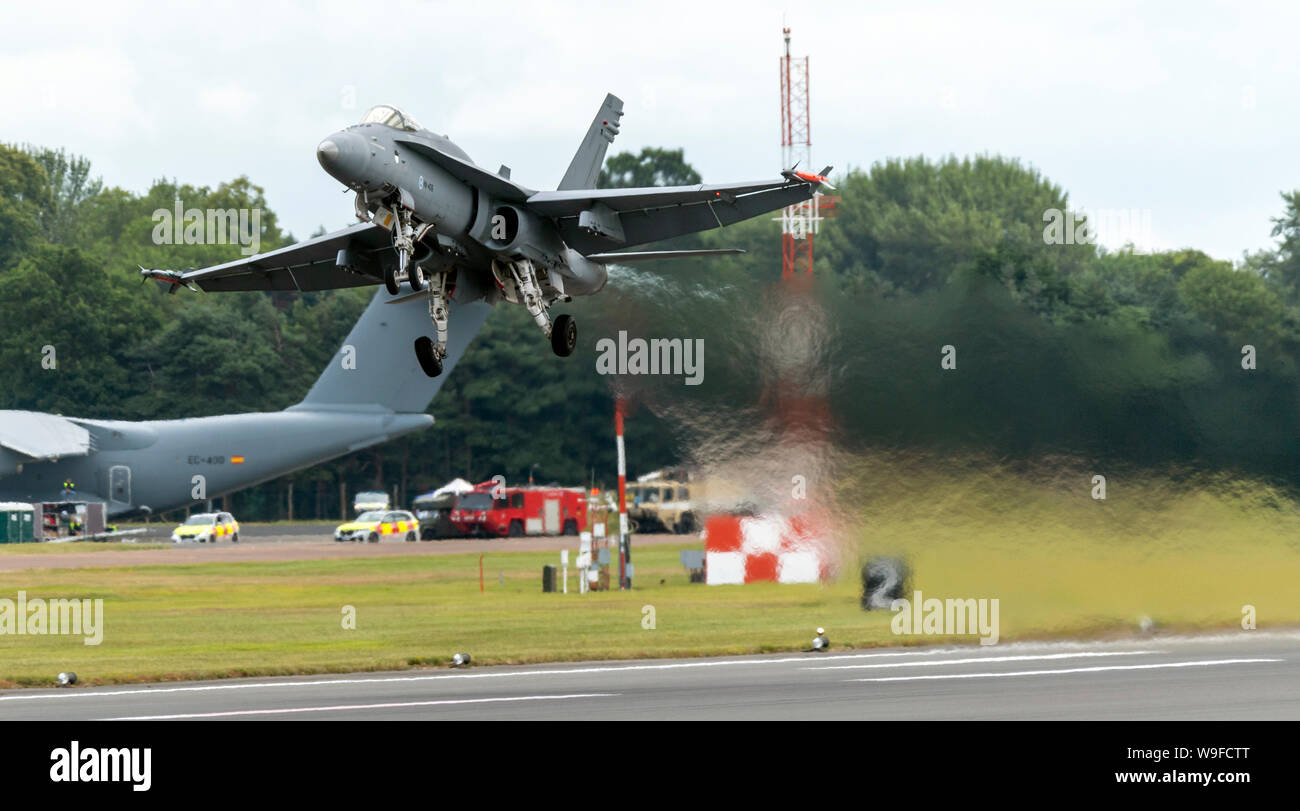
[616,396,630,589]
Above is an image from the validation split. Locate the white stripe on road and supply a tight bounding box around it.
[805,651,1155,671]
[0,647,1051,703]
[6,634,1286,707]
[851,658,1281,682]
[100,693,619,720]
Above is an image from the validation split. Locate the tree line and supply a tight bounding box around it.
[1,143,1297,519]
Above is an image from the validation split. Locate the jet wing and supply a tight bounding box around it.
[392,137,537,203]
[170,222,392,292]
[526,175,824,254]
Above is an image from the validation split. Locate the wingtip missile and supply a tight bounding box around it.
[139,266,198,293]
[782,165,835,189]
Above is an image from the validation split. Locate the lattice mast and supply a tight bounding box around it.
[778,26,822,279]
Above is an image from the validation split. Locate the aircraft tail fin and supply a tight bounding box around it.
[557,93,624,190]
[290,288,492,414]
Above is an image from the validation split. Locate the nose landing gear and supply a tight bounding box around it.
[383,207,434,295]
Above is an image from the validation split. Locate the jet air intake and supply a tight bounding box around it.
[484,204,564,263]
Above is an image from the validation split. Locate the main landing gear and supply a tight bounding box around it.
[414,335,442,377]
[496,257,578,360]
[410,256,577,379]
[551,313,577,357]
[413,267,451,377]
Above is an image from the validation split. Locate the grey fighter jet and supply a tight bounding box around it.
[142,94,831,377]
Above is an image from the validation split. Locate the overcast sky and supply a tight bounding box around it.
[2,0,1295,261]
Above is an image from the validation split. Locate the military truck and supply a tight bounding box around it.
[627,468,747,535]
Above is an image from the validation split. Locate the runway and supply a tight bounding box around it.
[1,632,1294,720]
[0,529,686,571]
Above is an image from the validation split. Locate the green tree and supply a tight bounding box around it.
[22,145,102,246]
[1260,190,1300,304]
[820,155,1093,295]
[598,147,702,188]
[1176,253,1285,347]
[0,243,161,414]
[0,144,49,266]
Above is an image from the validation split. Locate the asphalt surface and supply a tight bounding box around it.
[1,632,1294,720]
[0,529,686,571]
[117,522,686,545]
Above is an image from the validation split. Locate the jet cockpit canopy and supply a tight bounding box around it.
[359,105,422,132]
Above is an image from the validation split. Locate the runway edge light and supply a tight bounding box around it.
[812,628,829,651]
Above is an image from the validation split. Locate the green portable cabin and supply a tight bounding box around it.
[0,502,37,543]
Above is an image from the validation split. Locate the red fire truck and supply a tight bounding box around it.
[450,483,587,537]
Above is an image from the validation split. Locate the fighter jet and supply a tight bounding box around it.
[142,94,831,377]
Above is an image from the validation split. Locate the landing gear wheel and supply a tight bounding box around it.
[551,314,577,357]
[409,264,425,293]
[414,337,443,378]
[384,265,400,296]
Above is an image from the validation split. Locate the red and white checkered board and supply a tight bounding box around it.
[702,514,830,585]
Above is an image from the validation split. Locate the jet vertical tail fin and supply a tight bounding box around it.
[557,93,624,190]
[290,289,492,414]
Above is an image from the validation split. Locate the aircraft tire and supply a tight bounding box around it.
[384,266,400,296]
[414,337,443,377]
[550,314,577,357]
[409,264,425,292]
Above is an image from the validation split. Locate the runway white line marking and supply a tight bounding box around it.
[3,632,1287,706]
[850,658,1282,682]
[805,651,1156,671]
[99,693,619,720]
[0,647,1046,704]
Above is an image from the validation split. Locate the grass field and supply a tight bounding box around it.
[0,543,168,556]
[0,459,1296,687]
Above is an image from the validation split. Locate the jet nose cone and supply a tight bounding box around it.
[316,132,370,186]
[316,138,340,168]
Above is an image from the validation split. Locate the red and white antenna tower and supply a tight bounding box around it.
[777,26,827,280]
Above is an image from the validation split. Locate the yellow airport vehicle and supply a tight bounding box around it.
[171,512,239,543]
[334,510,420,543]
